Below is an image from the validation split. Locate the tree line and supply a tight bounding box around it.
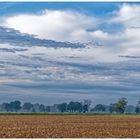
[0,98,140,114]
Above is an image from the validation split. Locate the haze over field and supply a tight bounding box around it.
[0,2,140,105]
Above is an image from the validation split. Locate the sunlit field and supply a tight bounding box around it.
[0,114,140,138]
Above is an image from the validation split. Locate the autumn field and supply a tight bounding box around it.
[0,115,140,138]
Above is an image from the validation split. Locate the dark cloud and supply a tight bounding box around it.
[0,26,85,48]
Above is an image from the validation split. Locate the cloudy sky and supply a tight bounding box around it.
[0,2,140,105]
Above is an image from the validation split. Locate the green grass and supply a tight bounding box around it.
[0,112,110,115]
[0,112,139,116]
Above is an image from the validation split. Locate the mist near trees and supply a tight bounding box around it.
[0,98,140,114]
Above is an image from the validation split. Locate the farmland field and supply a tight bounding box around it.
[0,114,140,138]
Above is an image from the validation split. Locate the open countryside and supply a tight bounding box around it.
[1,2,140,138]
[0,98,140,138]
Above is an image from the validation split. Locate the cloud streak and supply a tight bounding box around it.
[0,3,140,104]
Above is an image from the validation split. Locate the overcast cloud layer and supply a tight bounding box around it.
[0,3,140,105]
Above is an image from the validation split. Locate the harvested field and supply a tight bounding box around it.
[0,115,140,138]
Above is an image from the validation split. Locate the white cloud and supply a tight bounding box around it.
[2,4,140,48]
[1,4,140,59]
[111,4,140,28]
[3,10,98,42]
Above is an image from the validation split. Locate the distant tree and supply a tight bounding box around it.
[1,103,10,112]
[46,106,51,112]
[67,101,76,112]
[115,98,128,114]
[9,101,21,112]
[75,102,83,112]
[22,102,33,111]
[9,101,14,112]
[125,105,135,114]
[14,100,21,112]
[33,104,40,112]
[83,99,91,112]
[32,108,36,112]
[135,100,140,114]
[67,101,83,112]
[94,104,106,112]
[83,104,88,113]
[57,103,67,112]
[109,103,116,113]
[135,106,140,114]
[39,104,45,112]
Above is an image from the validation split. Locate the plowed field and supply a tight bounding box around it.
[0,115,140,138]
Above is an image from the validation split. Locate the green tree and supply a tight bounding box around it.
[135,100,140,114]
[75,102,83,112]
[135,106,140,114]
[9,101,14,112]
[39,104,45,112]
[94,104,106,112]
[46,106,51,112]
[1,103,10,112]
[67,101,83,112]
[115,98,128,114]
[109,103,116,113]
[10,100,21,112]
[57,103,67,112]
[67,102,75,112]
[22,102,33,111]
[83,99,91,112]
[83,104,88,113]
[14,100,21,112]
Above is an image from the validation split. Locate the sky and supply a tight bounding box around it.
[0,2,140,105]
